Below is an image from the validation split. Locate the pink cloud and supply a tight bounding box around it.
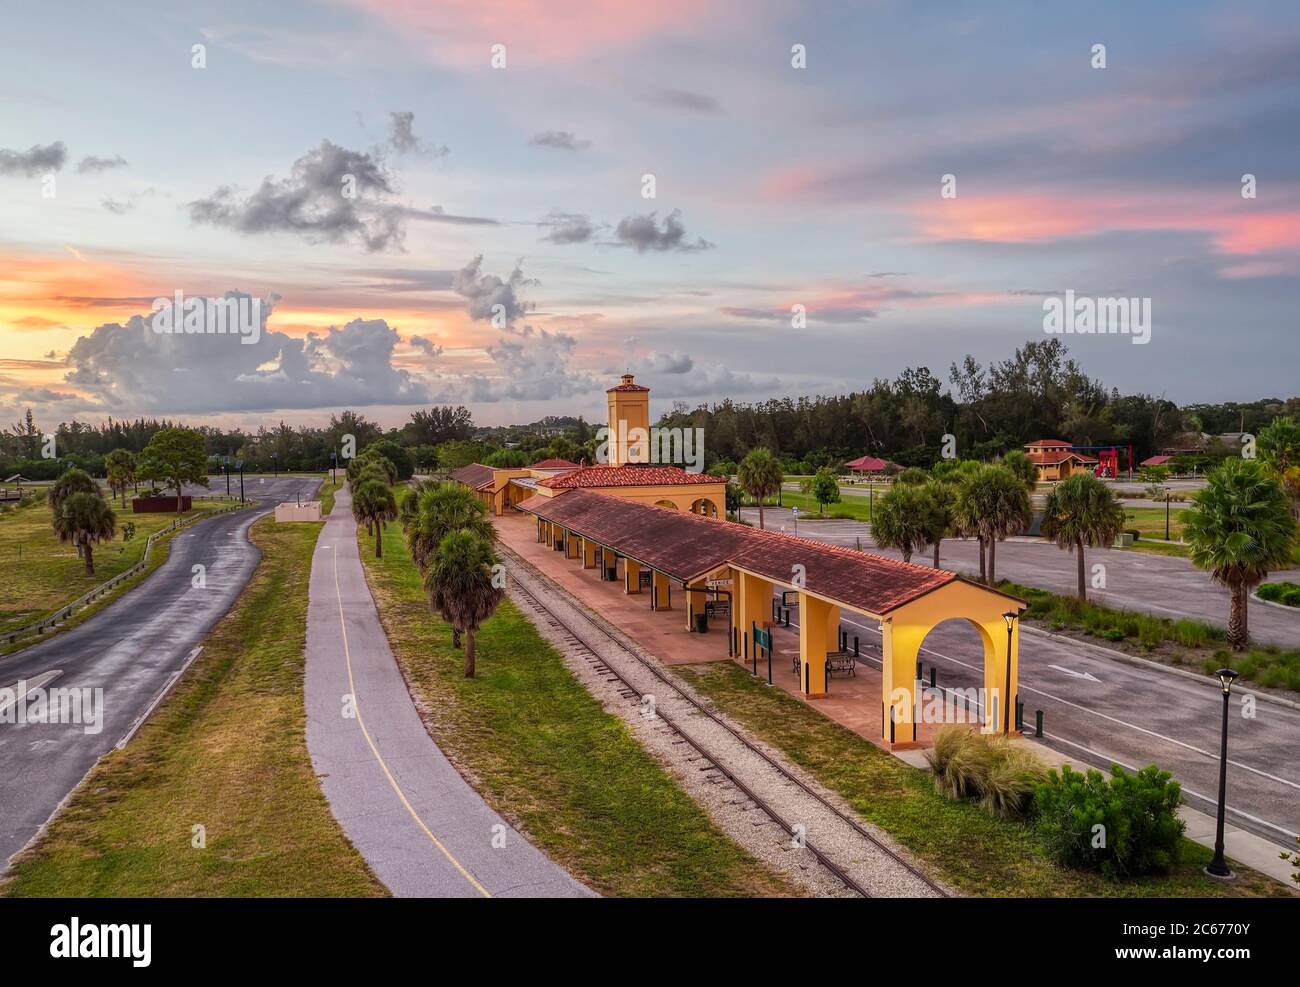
[338,0,730,65]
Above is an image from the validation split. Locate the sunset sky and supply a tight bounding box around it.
[2,0,1298,431]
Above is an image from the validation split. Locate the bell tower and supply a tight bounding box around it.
[606,373,651,466]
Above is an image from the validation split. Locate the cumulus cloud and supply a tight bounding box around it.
[529,130,591,151]
[0,141,66,176]
[614,209,713,253]
[62,291,433,413]
[101,188,155,214]
[408,333,441,356]
[452,255,537,329]
[643,350,693,374]
[77,154,127,174]
[483,328,594,400]
[538,210,597,244]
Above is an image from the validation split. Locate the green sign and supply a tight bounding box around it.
[753,626,772,651]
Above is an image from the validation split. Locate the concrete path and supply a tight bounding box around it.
[0,476,321,867]
[303,485,591,898]
[741,507,1300,648]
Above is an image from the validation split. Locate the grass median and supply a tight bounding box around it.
[358,507,797,897]
[673,661,1291,898]
[2,516,384,897]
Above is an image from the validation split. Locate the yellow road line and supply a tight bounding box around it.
[331,542,491,898]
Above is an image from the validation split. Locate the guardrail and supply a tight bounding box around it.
[4,501,250,645]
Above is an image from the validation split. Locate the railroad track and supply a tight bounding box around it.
[501,544,951,899]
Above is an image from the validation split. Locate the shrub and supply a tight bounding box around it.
[926,727,1047,819]
[1136,615,1164,650]
[1033,763,1185,878]
[1124,528,1142,541]
[1258,581,1300,608]
[1172,618,1211,649]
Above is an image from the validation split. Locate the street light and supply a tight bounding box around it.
[1165,493,1171,541]
[272,453,278,478]
[1206,667,1239,879]
[1001,610,1019,734]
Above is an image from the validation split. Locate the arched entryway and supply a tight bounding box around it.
[689,497,719,517]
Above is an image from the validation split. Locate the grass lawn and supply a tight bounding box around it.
[745,489,874,522]
[2,517,384,898]
[673,662,1292,898]
[0,497,226,639]
[1118,505,1189,555]
[1001,579,1300,693]
[357,503,798,897]
[317,475,343,517]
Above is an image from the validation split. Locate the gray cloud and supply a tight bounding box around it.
[614,209,713,253]
[452,255,537,329]
[77,154,127,174]
[408,334,441,356]
[643,350,693,374]
[638,87,722,113]
[388,111,448,157]
[538,211,597,244]
[529,130,591,151]
[0,141,66,176]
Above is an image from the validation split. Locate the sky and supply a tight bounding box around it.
[2,0,1298,431]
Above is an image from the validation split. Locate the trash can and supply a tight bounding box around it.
[694,613,709,633]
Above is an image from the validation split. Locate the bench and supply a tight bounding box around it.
[826,650,856,677]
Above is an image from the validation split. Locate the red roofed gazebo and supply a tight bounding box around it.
[844,455,890,474]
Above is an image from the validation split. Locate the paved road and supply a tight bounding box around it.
[303,485,591,898]
[742,507,1300,648]
[0,476,321,868]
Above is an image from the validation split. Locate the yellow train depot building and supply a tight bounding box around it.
[453,372,1025,748]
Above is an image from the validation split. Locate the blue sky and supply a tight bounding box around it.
[2,0,1298,429]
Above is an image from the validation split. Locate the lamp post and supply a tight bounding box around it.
[272,453,278,478]
[224,457,230,497]
[1001,610,1018,734]
[330,450,337,483]
[237,460,245,505]
[1165,493,1171,541]
[1206,667,1239,879]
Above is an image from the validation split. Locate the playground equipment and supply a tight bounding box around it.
[1094,447,1119,479]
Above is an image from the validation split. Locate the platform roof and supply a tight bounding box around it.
[449,463,496,491]
[515,489,1009,617]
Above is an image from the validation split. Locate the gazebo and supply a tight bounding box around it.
[844,455,890,475]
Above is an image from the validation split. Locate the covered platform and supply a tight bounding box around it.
[516,490,1026,747]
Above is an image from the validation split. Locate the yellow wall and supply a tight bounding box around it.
[607,382,651,466]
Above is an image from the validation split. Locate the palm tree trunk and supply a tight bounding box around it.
[1077,538,1087,601]
[464,629,476,678]
[757,502,765,530]
[977,536,986,582]
[83,540,95,577]
[375,523,382,558]
[452,628,462,649]
[902,548,912,564]
[933,540,941,567]
[1228,583,1248,650]
[987,536,996,585]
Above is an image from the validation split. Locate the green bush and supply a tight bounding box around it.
[1136,616,1164,650]
[1033,764,1185,878]
[1124,528,1142,541]
[1258,581,1300,608]
[1172,618,1211,648]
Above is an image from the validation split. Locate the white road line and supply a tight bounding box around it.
[0,670,62,715]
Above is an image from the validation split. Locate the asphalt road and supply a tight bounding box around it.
[0,476,320,868]
[303,485,590,898]
[742,507,1300,648]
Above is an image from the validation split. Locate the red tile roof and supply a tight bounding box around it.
[515,490,1014,617]
[449,463,496,490]
[1140,455,1172,467]
[607,382,650,392]
[528,458,581,470]
[845,455,889,471]
[537,465,719,489]
[1026,439,1071,448]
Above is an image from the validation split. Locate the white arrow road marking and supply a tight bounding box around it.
[1048,664,1101,683]
[0,670,63,715]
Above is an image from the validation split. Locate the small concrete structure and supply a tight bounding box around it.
[275,501,322,522]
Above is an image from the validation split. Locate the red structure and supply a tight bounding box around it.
[1094,448,1119,479]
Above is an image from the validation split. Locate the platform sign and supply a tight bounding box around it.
[753,626,772,651]
[705,578,732,589]
[781,590,799,607]
[706,600,730,618]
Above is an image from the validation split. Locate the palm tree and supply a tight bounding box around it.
[998,449,1038,490]
[104,449,137,505]
[958,465,1030,585]
[1040,472,1126,601]
[737,447,784,529]
[399,478,438,531]
[1182,459,1297,650]
[1258,416,1300,519]
[424,529,504,677]
[871,484,930,563]
[921,478,956,567]
[47,467,99,512]
[53,491,117,576]
[353,480,397,557]
[407,482,495,572]
[48,468,101,556]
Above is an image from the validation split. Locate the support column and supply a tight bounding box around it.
[735,571,773,661]
[652,570,672,611]
[798,592,836,697]
[582,538,597,569]
[625,559,642,594]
